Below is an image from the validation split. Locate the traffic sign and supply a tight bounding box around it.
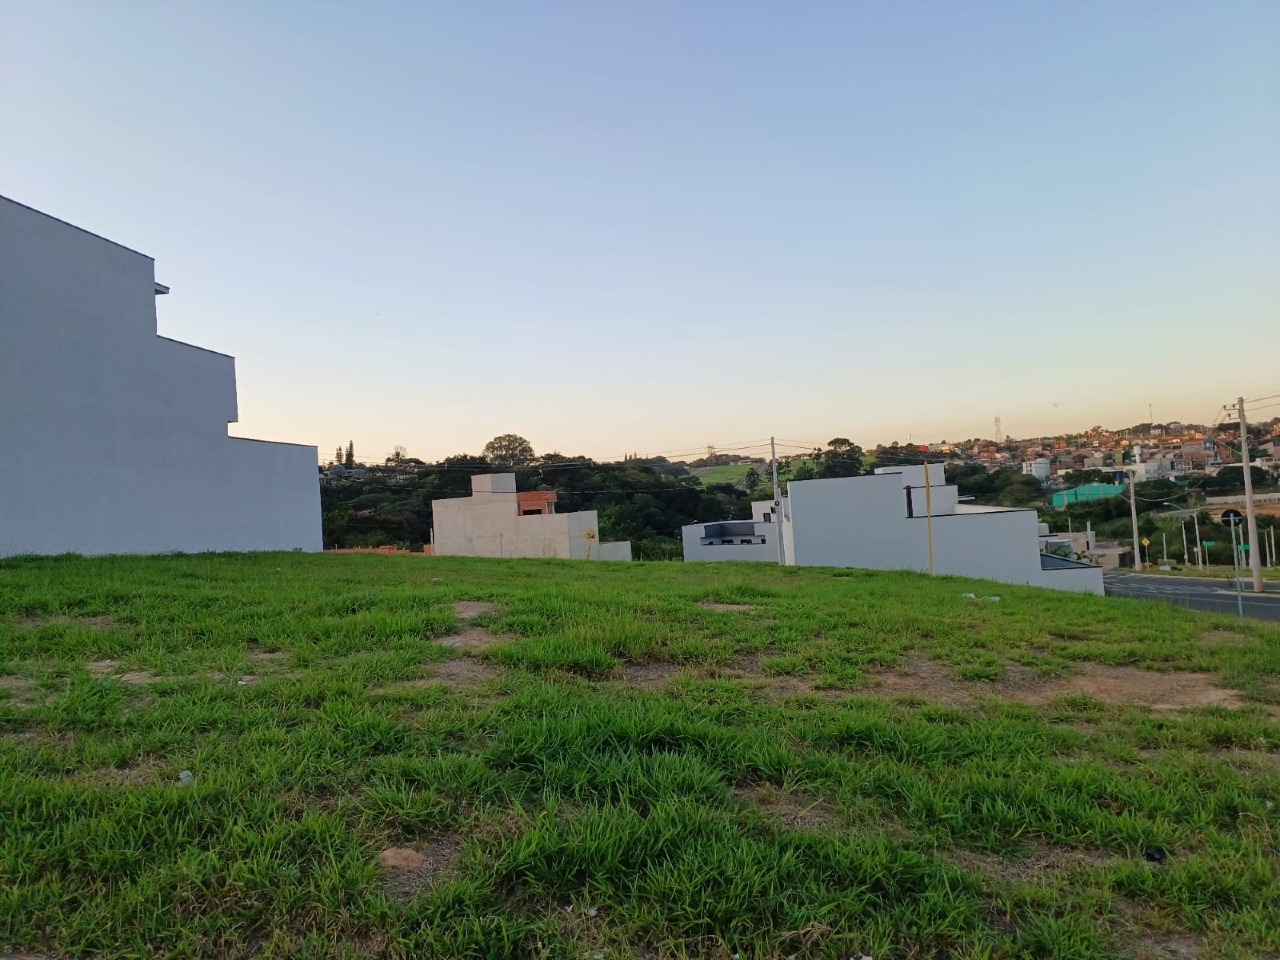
[1221,509,1244,526]
[1203,541,1217,546]
[1141,538,1151,546]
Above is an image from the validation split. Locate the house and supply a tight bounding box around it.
[685,464,1102,594]
[431,474,631,560]
[0,196,322,556]
[1021,458,1052,481]
[682,501,779,562]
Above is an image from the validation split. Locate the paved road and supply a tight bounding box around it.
[1105,571,1280,621]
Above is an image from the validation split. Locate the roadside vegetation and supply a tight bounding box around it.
[3,553,1279,958]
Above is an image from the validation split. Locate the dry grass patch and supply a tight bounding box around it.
[737,783,841,831]
[866,657,1273,717]
[376,658,500,694]
[77,762,163,788]
[15,613,118,630]
[85,660,161,686]
[1016,664,1254,713]
[950,844,1120,886]
[697,600,755,613]
[0,675,41,707]
[376,835,464,902]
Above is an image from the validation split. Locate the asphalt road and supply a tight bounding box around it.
[1105,570,1280,621]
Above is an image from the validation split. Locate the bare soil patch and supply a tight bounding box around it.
[950,844,1119,886]
[1017,664,1249,712]
[86,660,160,686]
[16,614,118,630]
[1198,630,1250,646]
[454,601,498,621]
[0,675,40,706]
[698,600,755,613]
[737,783,840,830]
[377,836,464,902]
[437,626,499,652]
[721,652,851,701]
[81,762,160,787]
[866,657,1263,715]
[376,659,500,694]
[617,660,686,690]
[246,650,292,666]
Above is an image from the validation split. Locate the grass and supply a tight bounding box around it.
[692,464,758,486]
[694,459,818,488]
[2,553,1279,959]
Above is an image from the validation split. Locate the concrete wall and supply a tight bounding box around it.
[431,474,631,560]
[0,196,321,556]
[681,522,776,562]
[779,471,1102,594]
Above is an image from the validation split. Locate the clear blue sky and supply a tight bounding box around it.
[5,2,1278,463]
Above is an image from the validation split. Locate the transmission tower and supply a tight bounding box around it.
[993,415,1002,440]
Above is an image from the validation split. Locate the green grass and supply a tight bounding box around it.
[3,554,1280,959]
[692,464,758,486]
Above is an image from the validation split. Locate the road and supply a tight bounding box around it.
[1105,570,1280,621]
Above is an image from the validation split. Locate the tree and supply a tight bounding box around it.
[818,440,866,478]
[743,467,762,493]
[483,434,535,469]
[344,441,355,469]
[334,445,343,466]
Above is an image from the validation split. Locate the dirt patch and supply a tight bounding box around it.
[951,844,1119,885]
[1199,630,1250,646]
[437,626,499,652]
[16,613,118,630]
[376,659,500,694]
[865,657,1265,715]
[0,675,40,706]
[1129,932,1203,959]
[86,660,161,686]
[1016,664,1249,712]
[617,660,687,690]
[247,650,292,666]
[720,652,851,701]
[737,783,840,830]
[698,600,755,613]
[81,763,160,787]
[454,601,498,621]
[377,836,464,902]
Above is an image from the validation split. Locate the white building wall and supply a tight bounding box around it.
[779,468,1102,594]
[0,196,321,556]
[431,474,631,560]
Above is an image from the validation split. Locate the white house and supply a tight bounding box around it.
[683,464,1103,594]
[1021,458,1052,481]
[0,196,322,556]
[432,474,631,560]
[682,501,779,562]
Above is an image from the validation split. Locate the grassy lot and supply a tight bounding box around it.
[692,464,758,486]
[3,554,1280,959]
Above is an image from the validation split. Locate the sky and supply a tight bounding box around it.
[4,2,1278,464]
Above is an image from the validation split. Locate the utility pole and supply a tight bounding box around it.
[1161,532,1168,565]
[1237,398,1264,593]
[1181,521,1189,568]
[770,437,785,567]
[924,461,936,576]
[1193,510,1203,571]
[1128,470,1142,570]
